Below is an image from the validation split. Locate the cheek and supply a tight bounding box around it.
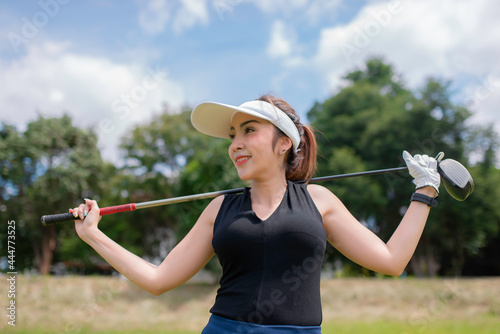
[251,138,271,156]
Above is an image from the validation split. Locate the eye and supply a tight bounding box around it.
[245,127,254,134]
[228,133,235,140]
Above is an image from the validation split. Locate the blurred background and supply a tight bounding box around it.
[0,1,499,332]
[0,0,500,334]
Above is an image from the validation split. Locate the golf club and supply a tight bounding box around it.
[40,158,474,226]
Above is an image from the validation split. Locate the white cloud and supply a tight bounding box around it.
[172,0,209,33]
[302,0,342,23]
[463,74,500,135]
[267,20,305,69]
[250,0,341,22]
[0,41,185,164]
[310,0,500,136]
[251,0,308,14]
[138,0,171,34]
[138,0,209,34]
[267,20,293,59]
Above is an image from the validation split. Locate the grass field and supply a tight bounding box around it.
[2,275,499,333]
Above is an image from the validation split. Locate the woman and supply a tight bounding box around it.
[71,94,442,333]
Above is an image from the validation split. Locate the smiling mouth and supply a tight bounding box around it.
[235,156,251,165]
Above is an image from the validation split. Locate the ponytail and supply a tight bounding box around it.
[256,94,317,182]
[287,124,317,182]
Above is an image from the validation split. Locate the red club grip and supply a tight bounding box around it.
[99,203,136,216]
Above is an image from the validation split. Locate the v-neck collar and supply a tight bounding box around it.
[241,181,290,222]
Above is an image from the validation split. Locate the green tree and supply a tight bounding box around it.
[0,115,106,274]
[308,57,500,276]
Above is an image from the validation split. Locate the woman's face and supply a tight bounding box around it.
[228,112,290,181]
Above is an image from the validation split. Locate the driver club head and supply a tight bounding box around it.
[437,159,474,201]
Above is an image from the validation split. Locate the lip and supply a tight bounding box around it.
[234,155,251,166]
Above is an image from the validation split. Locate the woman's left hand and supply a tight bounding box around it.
[403,151,444,195]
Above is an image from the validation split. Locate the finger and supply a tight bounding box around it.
[69,207,79,218]
[419,155,432,167]
[84,198,99,212]
[419,155,437,169]
[70,208,84,221]
[414,154,426,166]
[402,150,413,163]
[83,198,100,218]
[84,198,97,207]
[77,203,88,219]
[428,157,437,170]
[419,155,431,167]
[82,198,97,218]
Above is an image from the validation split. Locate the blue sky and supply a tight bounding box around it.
[1,0,499,164]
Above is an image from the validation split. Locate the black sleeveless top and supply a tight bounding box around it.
[211,181,327,326]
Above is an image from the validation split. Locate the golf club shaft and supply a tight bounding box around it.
[134,167,410,210]
[40,166,408,226]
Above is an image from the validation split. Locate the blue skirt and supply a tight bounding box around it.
[201,314,322,334]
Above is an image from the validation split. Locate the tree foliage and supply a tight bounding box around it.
[309,57,500,276]
[1,115,105,274]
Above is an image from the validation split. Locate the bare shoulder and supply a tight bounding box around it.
[198,195,225,226]
[307,184,337,201]
[306,184,342,216]
[207,194,225,210]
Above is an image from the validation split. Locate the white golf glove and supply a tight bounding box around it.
[403,151,444,194]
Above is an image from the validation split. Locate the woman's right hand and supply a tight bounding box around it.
[69,198,102,242]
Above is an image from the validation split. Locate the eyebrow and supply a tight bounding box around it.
[230,120,261,131]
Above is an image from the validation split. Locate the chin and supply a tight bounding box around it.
[236,168,253,182]
[237,172,252,182]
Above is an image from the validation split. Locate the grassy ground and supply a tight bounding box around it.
[2,275,499,333]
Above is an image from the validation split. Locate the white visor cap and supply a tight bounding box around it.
[191,100,301,151]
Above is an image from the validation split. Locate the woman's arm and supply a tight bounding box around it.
[71,196,223,295]
[309,184,434,276]
[308,151,442,276]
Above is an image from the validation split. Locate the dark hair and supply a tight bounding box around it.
[256,94,317,182]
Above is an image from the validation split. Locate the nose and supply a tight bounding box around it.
[229,135,244,152]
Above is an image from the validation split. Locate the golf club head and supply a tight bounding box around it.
[437,159,474,201]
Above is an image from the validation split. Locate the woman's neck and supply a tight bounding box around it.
[249,175,288,207]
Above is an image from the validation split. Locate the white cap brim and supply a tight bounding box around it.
[191,100,301,151]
